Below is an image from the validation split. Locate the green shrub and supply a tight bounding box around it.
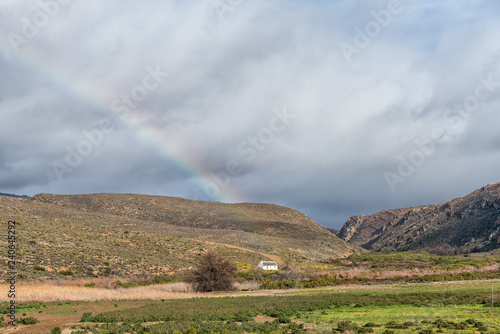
[81,312,93,322]
[337,321,358,332]
[303,274,337,288]
[18,316,40,325]
[260,278,300,289]
[385,321,408,329]
[116,280,139,288]
[184,327,197,334]
[275,314,291,323]
[419,329,433,334]
[59,269,73,276]
[364,322,379,327]
[51,327,62,334]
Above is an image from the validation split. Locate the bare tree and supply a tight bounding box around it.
[186,251,237,292]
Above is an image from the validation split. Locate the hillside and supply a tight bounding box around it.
[338,183,500,253]
[0,193,356,282]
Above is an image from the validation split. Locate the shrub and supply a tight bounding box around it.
[186,251,237,292]
[81,312,93,322]
[59,269,73,276]
[337,320,358,332]
[116,280,139,288]
[260,278,300,290]
[275,314,291,323]
[18,317,40,325]
[385,321,408,329]
[185,327,197,334]
[418,329,433,334]
[364,322,379,328]
[33,265,46,271]
[303,274,337,288]
[51,327,62,334]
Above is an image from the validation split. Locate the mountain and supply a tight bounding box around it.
[338,183,500,254]
[0,192,30,198]
[0,193,356,281]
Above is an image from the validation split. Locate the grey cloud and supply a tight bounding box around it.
[1,1,500,228]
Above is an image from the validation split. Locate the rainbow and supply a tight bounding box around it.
[1,38,242,203]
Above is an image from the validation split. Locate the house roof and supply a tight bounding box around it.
[261,261,278,266]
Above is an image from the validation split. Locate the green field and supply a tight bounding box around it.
[5,280,498,334]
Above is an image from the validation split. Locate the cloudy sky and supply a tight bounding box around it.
[1,0,500,228]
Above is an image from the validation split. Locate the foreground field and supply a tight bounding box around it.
[1,280,499,334]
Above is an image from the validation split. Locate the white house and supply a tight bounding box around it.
[258,260,278,270]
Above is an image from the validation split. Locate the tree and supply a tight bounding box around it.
[187,251,237,292]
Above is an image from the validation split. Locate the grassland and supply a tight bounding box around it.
[2,280,499,333]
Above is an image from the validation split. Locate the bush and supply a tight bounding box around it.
[116,280,139,288]
[260,278,300,290]
[51,327,62,334]
[418,329,433,334]
[81,312,93,322]
[18,317,40,325]
[303,274,337,288]
[186,251,237,292]
[385,321,408,329]
[364,322,379,327]
[336,320,358,332]
[59,269,73,276]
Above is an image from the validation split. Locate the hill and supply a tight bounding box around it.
[0,192,29,198]
[337,183,500,254]
[0,193,356,281]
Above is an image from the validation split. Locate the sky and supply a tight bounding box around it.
[1,0,500,229]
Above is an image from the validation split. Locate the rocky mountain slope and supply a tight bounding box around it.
[338,183,500,253]
[0,193,356,281]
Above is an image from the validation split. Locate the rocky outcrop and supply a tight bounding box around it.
[338,183,500,253]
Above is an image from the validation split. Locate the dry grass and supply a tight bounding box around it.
[334,262,500,280]
[0,282,200,302]
[232,281,260,291]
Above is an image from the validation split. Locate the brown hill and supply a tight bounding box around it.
[0,193,356,281]
[337,183,500,253]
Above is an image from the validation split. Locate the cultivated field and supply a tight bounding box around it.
[1,279,499,334]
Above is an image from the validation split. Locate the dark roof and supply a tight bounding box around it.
[261,261,278,266]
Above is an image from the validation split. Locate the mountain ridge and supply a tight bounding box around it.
[338,182,500,253]
[0,192,30,198]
